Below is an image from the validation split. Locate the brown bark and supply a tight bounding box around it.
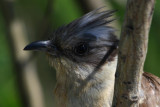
[112,0,155,106]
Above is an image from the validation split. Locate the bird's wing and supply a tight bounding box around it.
[140,72,160,107]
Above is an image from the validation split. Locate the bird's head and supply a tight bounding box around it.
[24,9,119,80]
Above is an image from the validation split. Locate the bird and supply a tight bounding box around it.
[24,9,160,107]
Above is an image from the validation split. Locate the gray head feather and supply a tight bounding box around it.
[49,9,118,67]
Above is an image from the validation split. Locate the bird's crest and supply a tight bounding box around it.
[51,8,117,42]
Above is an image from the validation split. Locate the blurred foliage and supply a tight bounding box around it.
[0,11,22,107]
[145,1,160,76]
[0,0,160,107]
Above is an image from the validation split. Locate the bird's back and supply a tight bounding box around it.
[140,72,160,107]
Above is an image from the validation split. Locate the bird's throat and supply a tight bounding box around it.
[54,57,117,107]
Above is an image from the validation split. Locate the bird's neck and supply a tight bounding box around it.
[54,58,117,107]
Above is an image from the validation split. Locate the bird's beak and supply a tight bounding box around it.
[24,40,51,51]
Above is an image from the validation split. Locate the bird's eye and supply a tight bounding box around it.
[74,43,88,56]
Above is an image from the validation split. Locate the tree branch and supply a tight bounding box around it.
[113,0,155,106]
